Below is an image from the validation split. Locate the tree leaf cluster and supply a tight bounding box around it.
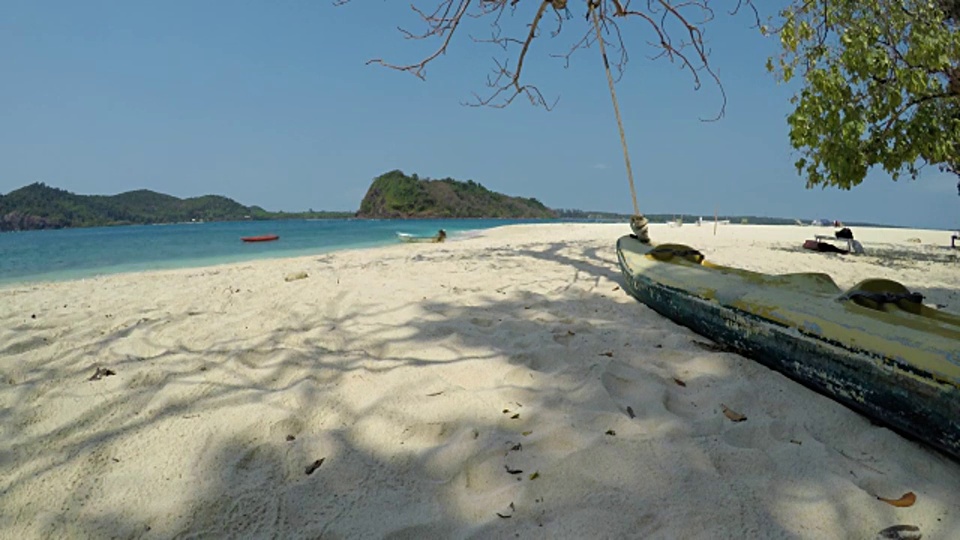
[770,0,960,191]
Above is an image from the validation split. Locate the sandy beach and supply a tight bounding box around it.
[1,222,958,539]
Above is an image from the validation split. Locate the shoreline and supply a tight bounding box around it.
[3,222,957,292]
[0,218,547,289]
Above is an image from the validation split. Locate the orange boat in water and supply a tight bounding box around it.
[241,234,279,243]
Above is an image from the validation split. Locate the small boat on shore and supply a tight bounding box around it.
[241,234,279,243]
[396,229,446,243]
[617,233,960,460]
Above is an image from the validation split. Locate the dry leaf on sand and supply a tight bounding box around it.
[877,492,917,508]
[721,404,747,422]
[875,524,921,539]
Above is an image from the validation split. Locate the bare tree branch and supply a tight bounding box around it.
[335,0,760,117]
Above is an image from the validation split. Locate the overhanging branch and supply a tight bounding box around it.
[335,0,759,116]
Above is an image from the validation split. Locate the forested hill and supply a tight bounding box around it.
[0,183,351,231]
[356,170,557,219]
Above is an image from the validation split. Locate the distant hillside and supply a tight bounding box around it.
[356,170,557,219]
[555,209,802,225]
[554,209,892,227]
[0,183,352,232]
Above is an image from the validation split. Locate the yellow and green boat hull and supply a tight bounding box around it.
[617,234,960,460]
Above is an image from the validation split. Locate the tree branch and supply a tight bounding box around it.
[336,0,758,115]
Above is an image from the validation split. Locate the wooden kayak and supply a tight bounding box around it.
[616,234,960,460]
[241,234,279,243]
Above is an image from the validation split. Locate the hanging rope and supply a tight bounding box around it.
[588,1,650,243]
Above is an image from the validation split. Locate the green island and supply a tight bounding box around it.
[0,182,353,232]
[1,171,890,232]
[0,170,555,231]
[356,170,556,219]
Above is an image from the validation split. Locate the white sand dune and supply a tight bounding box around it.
[1,223,958,539]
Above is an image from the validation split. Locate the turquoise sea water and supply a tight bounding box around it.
[0,218,565,287]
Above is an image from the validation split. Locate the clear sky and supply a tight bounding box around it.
[1,1,957,229]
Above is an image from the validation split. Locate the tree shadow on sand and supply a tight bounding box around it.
[1,237,957,538]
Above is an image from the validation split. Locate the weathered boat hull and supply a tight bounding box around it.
[616,234,960,461]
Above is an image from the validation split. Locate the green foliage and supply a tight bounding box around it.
[357,170,557,218]
[358,170,436,216]
[0,183,353,232]
[770,0,960,191]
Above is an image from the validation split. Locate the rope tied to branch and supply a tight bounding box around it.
[588,1,649,243]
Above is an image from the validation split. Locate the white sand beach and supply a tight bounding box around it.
[1,223,958,539]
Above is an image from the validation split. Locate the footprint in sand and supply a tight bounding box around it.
[599,361,668,420]
[400,422,452,448]
[500,365,539,388]
[507,352,550,372]
[661,388,726,438]
[198,444,283,538]
[720,423,773,450]
[469,317,496,329]
[269,416,306,442]
[767,419,807,446]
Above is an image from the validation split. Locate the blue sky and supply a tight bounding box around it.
[1,1,957,229]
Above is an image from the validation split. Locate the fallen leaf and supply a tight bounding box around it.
[605,429,616,436]
[626,406,636,419]
[877,492,917,508]
[496,502,516,519]
[673,377,687,387]
[504,465,523,475]
[529,471,540,480]
[876,524,921,540]
[304,458,325,475]
[599,351,614,357]
[721,404,747,422]
[522,431,533,436]
[88,367,116,381]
